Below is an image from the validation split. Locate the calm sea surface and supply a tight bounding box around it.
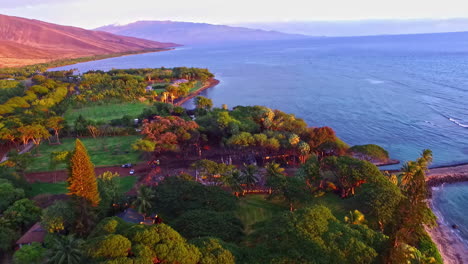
[53,33,468,242]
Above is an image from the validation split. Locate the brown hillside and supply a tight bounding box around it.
[0,14,178,67]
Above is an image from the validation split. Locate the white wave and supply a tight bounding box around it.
[449,118,468,128]
[365,78,385,84]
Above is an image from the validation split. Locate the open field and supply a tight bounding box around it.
[28,135,141,172]
[65,102,149,123]
[311,192,356,220]
[236,195,286,234]
[30,175,138,196]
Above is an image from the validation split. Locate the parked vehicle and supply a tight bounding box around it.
[121,163,132,168]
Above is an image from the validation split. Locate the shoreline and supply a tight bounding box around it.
[425,165,468,264]
[426,197,468,264]
[174,78,220,106]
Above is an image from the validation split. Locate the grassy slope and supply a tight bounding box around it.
[236,195,287,234]
[29,135,140,172]
[30,175,137,196]
[64,102,148,123]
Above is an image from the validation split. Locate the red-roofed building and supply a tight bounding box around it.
[16,222,46,248]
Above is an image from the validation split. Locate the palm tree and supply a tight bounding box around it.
[241,164,258,187]
[133,186,155,216]
[47,235,84,264]
[223,170,243,192]
[344,210,366,225]
[264,162,285,178]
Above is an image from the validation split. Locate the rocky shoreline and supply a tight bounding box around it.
[427,164,468,187]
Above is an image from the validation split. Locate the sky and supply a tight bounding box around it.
[1,0,468,29]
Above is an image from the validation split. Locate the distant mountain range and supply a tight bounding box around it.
[235,19,468,37]
[95,21,309,45]
[0,14,177,68]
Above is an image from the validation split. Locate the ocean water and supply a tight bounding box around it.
[53,33,468,241]
[432,183,468,244]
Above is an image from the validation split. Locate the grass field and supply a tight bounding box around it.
[65,102,149,123]
[311,192,357,221]
[30,176,138,197]
[236,195,287,234]
[28,135,141,172]
[189,81,203,93]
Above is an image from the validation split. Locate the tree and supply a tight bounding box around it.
[139,116,199,154]
[13,242,46,264]
[131,224,201,264]
[265,166,309,211]
[17,124,50,146]
[192,159,235,184]
[250,205,385,264]
[41,200,75,233]
[97,172,123,216]
[344,210,366,225]
[46,116,65,144]
[241,164,258,187]
[46,235,84,264]
[295,156,322,191]
[356,178,402,230]
[67,139,100,206]
[132,186,155,216]
[195,96,213,110]
[0,226,18,251]
[88,234,131,259]
[192,238,235,264]
[0,179,25,212]
[7,151,32,176]
[2,198,41,231]
[388,150,435,263]
[172,210,244,242]
[321,156,381,198]
[304,126,337,156]
[132,139,156,152]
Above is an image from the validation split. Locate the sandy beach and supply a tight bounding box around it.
[426,165,468,264]
[426,206,468,264]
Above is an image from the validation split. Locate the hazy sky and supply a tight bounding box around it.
[1,0,468,29]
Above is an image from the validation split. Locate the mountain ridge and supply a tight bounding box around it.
[96,20,310,45]
[0,14,178,67]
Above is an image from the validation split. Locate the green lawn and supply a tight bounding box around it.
[310,192,358,221]
[28,135,141,172]
[236,195,287,234]
[189,81,203,93]
[30,176,138,197]
[65,102,149,123]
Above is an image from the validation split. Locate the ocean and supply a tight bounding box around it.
[52,32,468,242]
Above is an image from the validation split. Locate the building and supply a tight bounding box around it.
[16,222,46,248]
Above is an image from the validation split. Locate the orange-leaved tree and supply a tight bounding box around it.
[67,139,100,206]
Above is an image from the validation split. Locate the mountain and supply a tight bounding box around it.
[235,19,468,37]
[0,14,178,68]
[95,21,309,45]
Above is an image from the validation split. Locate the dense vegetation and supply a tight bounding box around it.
[0,65,442,263]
